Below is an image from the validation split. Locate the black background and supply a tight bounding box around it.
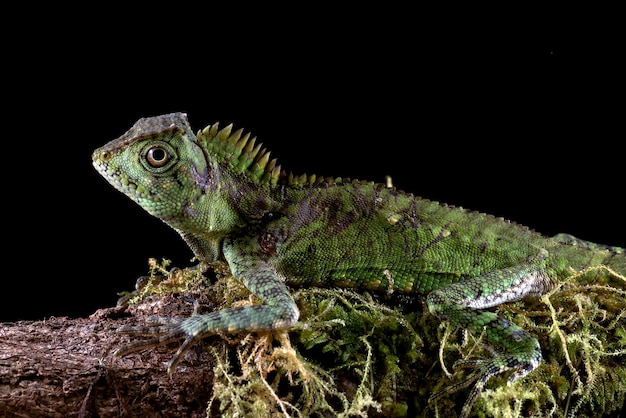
[3,7,623,322]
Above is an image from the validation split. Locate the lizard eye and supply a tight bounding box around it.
[146,146,171,167]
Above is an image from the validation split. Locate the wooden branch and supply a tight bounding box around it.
[0,298,215,418]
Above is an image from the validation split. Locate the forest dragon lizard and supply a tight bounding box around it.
[92,113,625,417]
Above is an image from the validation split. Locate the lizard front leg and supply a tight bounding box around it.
[426,262,552,417]
[114,237,299,372]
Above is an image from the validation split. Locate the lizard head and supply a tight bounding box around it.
[92,113,232,231]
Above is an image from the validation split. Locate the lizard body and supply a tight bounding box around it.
[92,113,625,417]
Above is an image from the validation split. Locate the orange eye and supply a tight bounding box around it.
[146,146,170,167]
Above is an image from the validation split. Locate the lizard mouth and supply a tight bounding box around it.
[92,153,146,200]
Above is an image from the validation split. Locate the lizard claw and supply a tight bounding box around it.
[113,317,188,358]
[429,355,539,418]
[114,314,216,373]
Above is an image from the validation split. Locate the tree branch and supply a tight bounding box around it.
[0,299,214,418]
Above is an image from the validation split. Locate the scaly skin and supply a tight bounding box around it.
[92,113,625,417]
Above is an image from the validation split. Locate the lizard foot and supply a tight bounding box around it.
[113,299,297,373]
[114,316,197,372]
[428,354,540,418]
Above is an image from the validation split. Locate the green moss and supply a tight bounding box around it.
[121,261,626,417]
[117,258,210,306]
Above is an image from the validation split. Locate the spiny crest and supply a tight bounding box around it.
[197,122,283,185]
[197,122,375,189]
[284,172,377,189]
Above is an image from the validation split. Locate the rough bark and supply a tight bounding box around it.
[0,298,215,418]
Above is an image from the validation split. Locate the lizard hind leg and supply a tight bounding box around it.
[427,315,542,417]
[425,264,547,417]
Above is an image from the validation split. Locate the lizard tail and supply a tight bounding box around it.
[553,233,626,277]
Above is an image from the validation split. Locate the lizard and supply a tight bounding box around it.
[92,112,625,417]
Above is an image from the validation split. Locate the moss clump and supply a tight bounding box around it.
[120,260,626,417]
[203,287,426,417]
[116,258,209,306]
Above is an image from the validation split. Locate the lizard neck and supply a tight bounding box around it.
[164,166,282,263]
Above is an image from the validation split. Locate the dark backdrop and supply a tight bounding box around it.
[3,7,623,321]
